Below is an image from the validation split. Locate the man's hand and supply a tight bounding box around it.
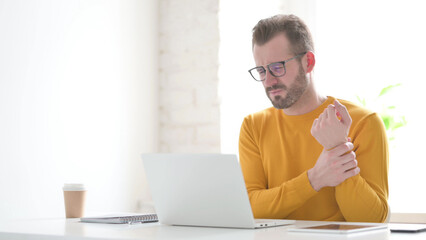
[311,100,352,150]
[307,142,360,192]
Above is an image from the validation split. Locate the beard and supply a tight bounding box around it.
[265,65,308,109]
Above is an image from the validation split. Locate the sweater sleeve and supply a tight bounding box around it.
[335,113,389,222]
[239,116,318,219]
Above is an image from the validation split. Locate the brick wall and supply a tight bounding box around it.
[159,0,220,153]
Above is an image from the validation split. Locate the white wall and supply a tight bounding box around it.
[0,0,158,219]
[159,0,220,153]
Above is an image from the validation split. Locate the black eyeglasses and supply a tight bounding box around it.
[248,52,307,81]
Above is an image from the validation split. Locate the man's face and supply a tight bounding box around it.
[253,34,308,109]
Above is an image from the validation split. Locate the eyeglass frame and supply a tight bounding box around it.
[248,52,307,82]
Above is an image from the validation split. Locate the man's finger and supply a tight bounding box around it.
[326,105,335,120]
[311,119,319,133]
[340,159,357,173]
[334,100,352,126]
[340,151,356,165]
[330,142,354,156]
[343,167,360,180]
[323,108,329,119]
[319,112,326,122]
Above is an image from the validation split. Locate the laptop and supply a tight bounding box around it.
[141,153,295,229]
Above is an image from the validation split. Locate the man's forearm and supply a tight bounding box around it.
[335,175,388,222]
[248,171,318,219]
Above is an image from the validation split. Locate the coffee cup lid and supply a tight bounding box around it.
[63,183,86,191]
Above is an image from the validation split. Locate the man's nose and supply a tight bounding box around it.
[264,69,278,86]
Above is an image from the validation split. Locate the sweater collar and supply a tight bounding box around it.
[278,96,336,121]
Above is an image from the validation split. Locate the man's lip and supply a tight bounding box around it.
[269,89,283,94]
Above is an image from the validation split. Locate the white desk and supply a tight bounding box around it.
[0,218,423,240]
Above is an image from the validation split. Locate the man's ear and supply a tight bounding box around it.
[305,51,315,73]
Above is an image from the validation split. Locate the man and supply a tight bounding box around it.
[239,14,388,222]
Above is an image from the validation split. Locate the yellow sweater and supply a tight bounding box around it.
[239,96,389,222]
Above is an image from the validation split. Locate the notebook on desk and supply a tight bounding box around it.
[81,213,158,224]
[141,153,294,229]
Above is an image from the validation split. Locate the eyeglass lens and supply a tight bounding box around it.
[250,62,285,81]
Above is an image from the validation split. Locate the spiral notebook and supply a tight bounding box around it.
[80,213,158,224]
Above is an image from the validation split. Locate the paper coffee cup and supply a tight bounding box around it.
[63,183,87,218]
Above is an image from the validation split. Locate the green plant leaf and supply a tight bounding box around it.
[356,96,366,107]
[382,117,390,130]
[359,83,406,141]
[378,84,401,97]
[392,122,405,130]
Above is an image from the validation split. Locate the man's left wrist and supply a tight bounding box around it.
[322,143,334,150]
[322,141,345,150]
